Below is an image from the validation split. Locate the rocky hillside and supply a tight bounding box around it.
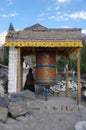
[0,32,7,47]
[82,35,86,45]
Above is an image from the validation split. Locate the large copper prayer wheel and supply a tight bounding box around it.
[36,53,56,85]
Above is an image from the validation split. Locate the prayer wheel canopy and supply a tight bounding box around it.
[5,23,83,104]
[5,23,83,57]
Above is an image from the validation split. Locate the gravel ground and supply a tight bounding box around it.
[0,90,86,130]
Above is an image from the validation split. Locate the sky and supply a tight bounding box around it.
[0,0,86,34]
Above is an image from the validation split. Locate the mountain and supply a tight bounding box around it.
[82,33,86,37]
[0,31,7,47]
[82,37,86,46]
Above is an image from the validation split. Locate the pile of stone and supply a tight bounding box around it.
[49,80,79,95]
[0,90,35,123]
[0,64,8,94]
[81,74,86,98]
[0,79,8,94]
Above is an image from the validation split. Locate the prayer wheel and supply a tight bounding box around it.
[35,53,56,85]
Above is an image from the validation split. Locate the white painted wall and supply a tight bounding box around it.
[8,47,18,93]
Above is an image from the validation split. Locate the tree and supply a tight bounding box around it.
[56,56,65,72]
[80,45,86,74]
[8,22,15,31]
[2,22,15,65]
[68,58,76,71]
[3,47,9,66]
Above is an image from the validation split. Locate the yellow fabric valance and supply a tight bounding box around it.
[5,40,83,47]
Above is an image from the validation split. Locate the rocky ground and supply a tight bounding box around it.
[0,91,86,130]
[0,65,86,130]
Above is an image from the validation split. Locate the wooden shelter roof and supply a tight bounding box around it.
[5,23,83,56]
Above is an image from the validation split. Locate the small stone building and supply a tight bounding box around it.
[5,23,83,104]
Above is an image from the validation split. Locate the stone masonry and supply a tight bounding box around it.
[6,23,82,39]
[8,47,18,93]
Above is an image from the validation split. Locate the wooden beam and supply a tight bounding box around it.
[77,48,81,104]
[21,57,24,90]
[66,56,68,97]
[68,48,79,57]
[17,47,22,93]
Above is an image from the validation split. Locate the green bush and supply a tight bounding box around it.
[56,57,65,72]
[81,64,86,74]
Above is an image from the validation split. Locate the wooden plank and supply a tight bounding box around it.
[17,47,22,93]
[66,56,68,97]
[21,57,24,90]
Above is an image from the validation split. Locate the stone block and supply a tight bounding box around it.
[0,96,9,108]
[75,121,86,130]
[20,90,35,100]
[8,98,29,118]
[0,107,8,122]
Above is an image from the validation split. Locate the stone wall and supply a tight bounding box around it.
[18,29,81,39]
[8,47,18,93]
[7,26,81,39]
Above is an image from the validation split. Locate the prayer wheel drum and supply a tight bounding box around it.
[36,53,56,85]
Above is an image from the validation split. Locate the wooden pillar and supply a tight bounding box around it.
[77,48,81,104]
[66,56,68,97]
[21,57,24,90]
[17,47,22,93]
